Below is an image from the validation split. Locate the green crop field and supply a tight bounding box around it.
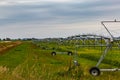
[0,40,120,80]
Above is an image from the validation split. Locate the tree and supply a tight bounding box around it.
[5,38,11,41]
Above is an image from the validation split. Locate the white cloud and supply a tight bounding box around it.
[0,0,72,5]
[0,0,100,6]
[0,0,120,39]
[0,21,101,39]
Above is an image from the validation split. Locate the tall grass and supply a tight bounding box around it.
[0,41,120,80]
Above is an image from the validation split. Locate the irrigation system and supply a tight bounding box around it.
[32,20,120,75]
[90,20,120,76]
[51,39,73,56]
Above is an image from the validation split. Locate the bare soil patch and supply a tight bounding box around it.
[0,41,22,54]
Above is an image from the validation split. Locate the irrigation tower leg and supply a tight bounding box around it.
[96,44,112,67]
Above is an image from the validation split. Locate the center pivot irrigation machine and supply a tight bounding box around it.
[90,20,120,76]
[51,39,73,56]
[51,38,80,66]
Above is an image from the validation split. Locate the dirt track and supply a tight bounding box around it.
[0,41,22,54]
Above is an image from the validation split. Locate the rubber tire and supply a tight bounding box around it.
[51,52,56,56]
[67,51,72,55]
[73,60,80,66]
[89,67,100,76]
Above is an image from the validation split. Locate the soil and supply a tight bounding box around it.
[0,41,22,54]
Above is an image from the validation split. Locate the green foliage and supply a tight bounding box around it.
[0,40,120,80]
[0,42,30,70]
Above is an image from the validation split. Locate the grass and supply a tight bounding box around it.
[0,42,28,69]
[0,40,120,80]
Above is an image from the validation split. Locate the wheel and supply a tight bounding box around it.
[67,51,72,55]
[51,52,56,56]
[73,60,80,66]
[89,67,100,76]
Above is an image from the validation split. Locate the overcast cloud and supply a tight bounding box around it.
[0,0,120,39]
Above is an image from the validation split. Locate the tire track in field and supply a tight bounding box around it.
[8,42,41,80]
[0,41,22,54]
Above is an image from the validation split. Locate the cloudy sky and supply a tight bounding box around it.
[0,0,120,39]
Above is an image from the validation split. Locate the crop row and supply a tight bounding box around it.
[79,52,120,67]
